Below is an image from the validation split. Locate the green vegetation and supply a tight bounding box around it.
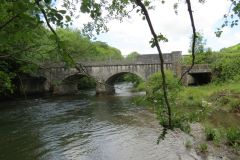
[220,43,240,53]
[140,77,240,149]
[204,127,220,142]
[185,140,193,150]
[188,32,207,54]
[0,3,123,96]
[125,52,139,61]
[182,46,240,83]
[137,42,240,147]
[197,143,208,154]
[226,128,240,147]
[77,77,96,90]
[144,71,191,134]
[122,74,143,88]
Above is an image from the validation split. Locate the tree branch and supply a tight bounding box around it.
[35,0,60,49]
[0,13,20,30]
[178,0,196,83]
[135,0,172,129]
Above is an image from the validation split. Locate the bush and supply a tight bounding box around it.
[135,81,146,91]
[146,70,186,131]
[205,127,220,142]
[211,52,240,82]
[226,128,240,147]
[198,143,208,154]
[146,70,181,104]
[0,71,15,95]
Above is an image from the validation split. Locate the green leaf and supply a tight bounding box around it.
[58,10,67,14]
[55,13,63,20]
[65,15,71,21]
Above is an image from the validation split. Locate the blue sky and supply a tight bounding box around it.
[57,0,240,55]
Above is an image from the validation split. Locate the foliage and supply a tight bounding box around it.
[146,70,181,103]
[125,52,139,61]
[93,41,123,61]
[149,33,168,48]
[216,0,240,37]
[197,143,208,154]
[188,32,207,54]
[145,71,188,132]
[220,43,240,53]
[211,52,240,82]
[181,51,213,65]
[0,71,15,95]
[57,29,123,61]
[205,127,220,142]
[182,46,240,83]
[123,74,143,87]
[0,1,125,96]
[136,81,146,91]
[77,77,96,89]
[226,127,240,147]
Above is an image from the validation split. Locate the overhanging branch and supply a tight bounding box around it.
[135,0,172,129]
[178,0,196,83]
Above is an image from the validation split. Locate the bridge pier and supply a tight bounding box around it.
[53,83,78,95]
[96,82,115,95]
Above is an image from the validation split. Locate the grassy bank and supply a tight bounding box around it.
[135,79,240,150]
[176,81,240,148]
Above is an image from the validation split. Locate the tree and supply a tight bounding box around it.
[188,32,206,54]
[126,51,139,61]
[216,0,240,37]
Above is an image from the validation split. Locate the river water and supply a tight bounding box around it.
[0,83,200,160]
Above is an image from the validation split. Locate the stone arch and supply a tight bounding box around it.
[105,72,145,85]
[53,73,93,95]
[96,71,145,95]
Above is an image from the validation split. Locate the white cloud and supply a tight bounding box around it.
[56,0,239,55]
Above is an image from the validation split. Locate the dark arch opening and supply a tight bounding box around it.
[63,74,96,91]
[188,72,212,86]
[14,74,47,96]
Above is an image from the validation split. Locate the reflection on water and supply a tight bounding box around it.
[0,83,199,160]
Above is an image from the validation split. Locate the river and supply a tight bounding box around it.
[0,83,200,160]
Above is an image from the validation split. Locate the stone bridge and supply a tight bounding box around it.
[33,51,211,95]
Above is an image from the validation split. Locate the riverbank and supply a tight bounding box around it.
[136,79,240,159]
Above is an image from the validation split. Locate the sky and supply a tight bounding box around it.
[58,0,240,56]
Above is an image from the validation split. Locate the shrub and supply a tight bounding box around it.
[0,71,15,95]
[211,52,240,82]
[136,81,146,91]
[226,128,240,147]
[205,127,220,142]
[198,143,208,154]
[145,70,181,104]
[145,70,182,130]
